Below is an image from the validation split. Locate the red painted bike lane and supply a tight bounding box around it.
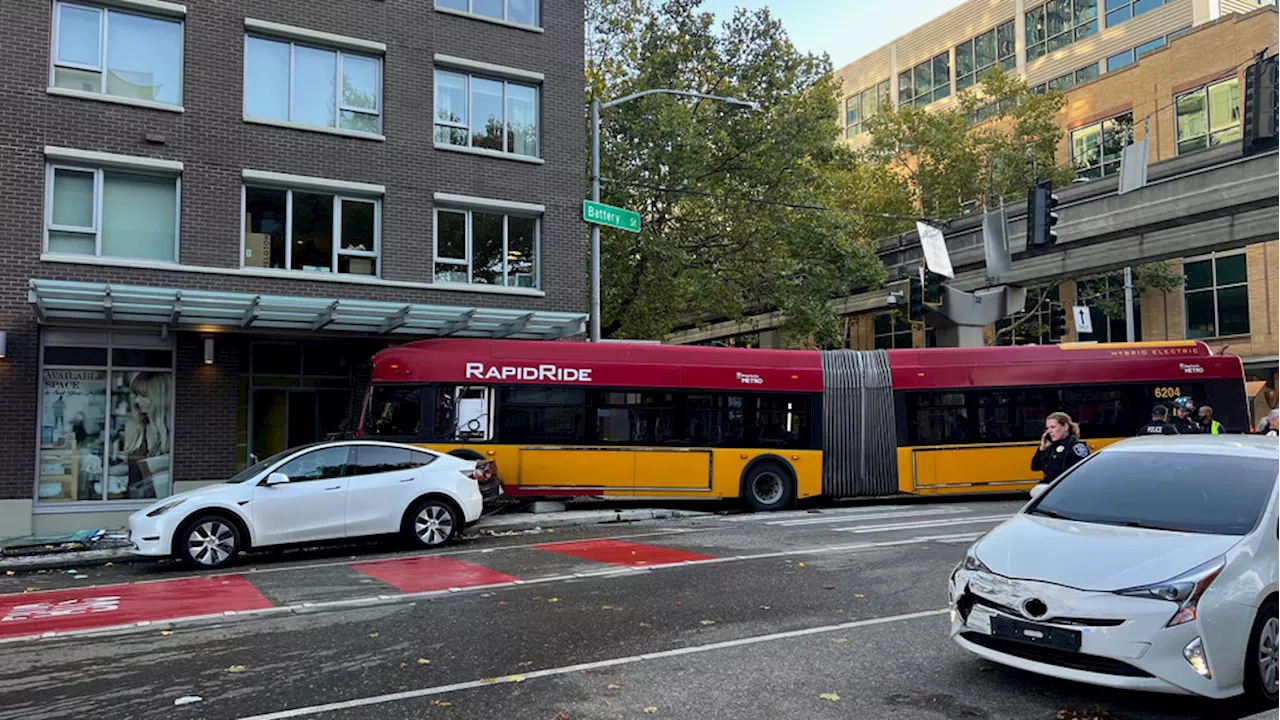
[0,575,273,639]
[531,538,714,567]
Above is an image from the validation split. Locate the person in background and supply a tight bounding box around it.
[1197,405,1223,435]
[1137,405,1178,435]
[1170,397,1202,434]
[1031,412,1089,489]
[1257,408,1280,436]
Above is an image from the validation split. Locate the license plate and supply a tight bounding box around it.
[990,615,1081,652]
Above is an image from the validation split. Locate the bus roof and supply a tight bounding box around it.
[369,339,1240,392]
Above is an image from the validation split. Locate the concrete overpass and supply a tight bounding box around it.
[666,144,1279,345]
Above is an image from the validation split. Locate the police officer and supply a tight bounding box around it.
[1137,404,1178,435]
[1031,412,1089,487]
[1197,405,1223,435]
[1170,397,1202,434]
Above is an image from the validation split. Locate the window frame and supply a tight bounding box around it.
[432,68,541,159]
[898,52,950,108]
[273,446,352,483]
[44,162,182,262]
[239,185,382,276]
[1026,0,1097,61]
[955,20,1017,90]
[434,0,540,28]
[873,313,915,349]
[50,1,185,108]
[1069,111,1133,180]
[432,206,541,288]
[1104,0,1170,28]
[242,34,384,136]
[1175,77,1242,156]
[844,79,890,137]
[1183,251,1250,339]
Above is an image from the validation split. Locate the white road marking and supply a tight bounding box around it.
[766,507,971,527]
[235,608,949,720]
[718,504,953,523]
[833,515,1010,534]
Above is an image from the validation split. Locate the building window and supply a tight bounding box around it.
[844,80,890,137]
[1184,253,1250,339]
[873,313,914,349]
[1175,77,1241,155]
[435,0,538,27]
[243,187,380,275]
[898,52,950,108]
[1070,111,1133,179]
[45,164,179,262]
[1076,274,1142,342]
[968,98,1016,125]
[244,36,382,135]
[1026,0,1098,61]
[38,332,175,504]
[1046,62,1101,93]
[955,21,1016,91]
[1104,0,1170,28]
[433,207,538,287]
[51,2,183,106]
[434,69,539,158]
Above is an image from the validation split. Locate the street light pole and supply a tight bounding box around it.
[587,89,758,342]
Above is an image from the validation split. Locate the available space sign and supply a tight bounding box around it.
[583,200,641,233]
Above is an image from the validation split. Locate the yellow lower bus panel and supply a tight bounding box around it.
[896,438,1125,496]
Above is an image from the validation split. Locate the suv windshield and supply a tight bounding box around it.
[227,445,321,484]
[1030,450,1278,535]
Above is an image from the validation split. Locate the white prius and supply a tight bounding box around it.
[128,440,498,569]
[949,435,1278,703]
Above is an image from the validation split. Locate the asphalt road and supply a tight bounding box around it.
[0,498,1267,720]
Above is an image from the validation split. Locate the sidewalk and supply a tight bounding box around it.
[0,504,711,572]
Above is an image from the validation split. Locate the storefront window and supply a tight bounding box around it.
[38,334,173,504]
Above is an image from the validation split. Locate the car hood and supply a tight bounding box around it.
[974,514,1242,591]
[137,482,244,515]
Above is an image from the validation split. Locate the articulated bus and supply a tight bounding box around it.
[356,339,1247,510]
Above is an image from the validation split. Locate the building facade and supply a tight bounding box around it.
[0,0,588,537]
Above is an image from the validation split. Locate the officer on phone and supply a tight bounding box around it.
[1031,412,1089,488]
[1137,404,1178,435]
[1170,397,1203,434]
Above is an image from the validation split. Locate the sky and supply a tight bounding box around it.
[695,0,969,70]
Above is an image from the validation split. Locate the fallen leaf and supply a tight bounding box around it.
[518,661,533,667]
[417,658,432,665]
[819,692,840,702]
[23,587,36,593]
[173,696,203,706]
[699,620,715,626]
[644,707,657,714]
[832,638,848,644]
[854,594,865,599]
[368,632,379,638]
[4,570,13,576]
[399,663,408,668]
[104,562,114,567]
[226,665,247,673]
[160,630,173,637]
[507,674,526,682]
[480,677,497,684]
[554,714,571,720]
[760,605,771,610]
[74,575,88,580]
[430,699,452,707]
[797,562,805,568]
[604,698,614,706]
[547,598,559,603]
[499,601,509,606]
[601,605,618,610]
[607,683,623,690]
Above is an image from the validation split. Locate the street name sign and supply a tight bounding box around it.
[584,200,641,233]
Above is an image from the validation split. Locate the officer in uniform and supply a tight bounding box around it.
[1137,405,1178,435]
[1171,397,1203,434]
[1031,411,1090,487]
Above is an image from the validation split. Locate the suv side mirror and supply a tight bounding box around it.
[1029,483,1048,500]
[265,472,290,486]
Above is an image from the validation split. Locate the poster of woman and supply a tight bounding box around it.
[111,371,173,500]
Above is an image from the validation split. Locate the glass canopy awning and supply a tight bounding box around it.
[28,280,586,340]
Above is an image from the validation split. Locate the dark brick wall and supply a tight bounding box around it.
[0,1,586,499]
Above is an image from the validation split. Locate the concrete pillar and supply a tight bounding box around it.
[759,330,784,349]
[935,325,986,347]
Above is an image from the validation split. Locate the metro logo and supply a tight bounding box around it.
[465,363,594,382]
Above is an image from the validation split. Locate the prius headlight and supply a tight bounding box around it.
[1116,556,1226,627]
[961,548,993,574]
[146,498,187,518]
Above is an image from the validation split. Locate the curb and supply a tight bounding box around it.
[0,508,711,573]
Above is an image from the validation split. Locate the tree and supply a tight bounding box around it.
[587,0,884,343]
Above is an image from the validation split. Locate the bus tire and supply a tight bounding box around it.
[741,461,795,513]
[448,449,484,461]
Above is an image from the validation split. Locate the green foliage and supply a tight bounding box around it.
[1076,263,1186,320]
[587,0,884,340]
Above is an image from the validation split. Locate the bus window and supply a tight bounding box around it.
[973,388,1053,443]
[686,394,745,447]
[907,392,971,445]
[595,392,679,444]
[499,388,588,443]
[363,385,425,438]
[454,386,493,442]
[751,395,811,449]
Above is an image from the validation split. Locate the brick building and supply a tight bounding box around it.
[0,0,587,537]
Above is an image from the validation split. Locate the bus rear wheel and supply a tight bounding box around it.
[742,462,795,512]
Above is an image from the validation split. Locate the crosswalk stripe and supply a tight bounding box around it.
[766,506,971,527]
[831,514,1011,534]
[718,504,963,523]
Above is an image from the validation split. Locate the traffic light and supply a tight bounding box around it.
[907,273,924,322]
[1244,54,1278,155]
[1026,180,1059,250]
[923,270,944,307]
[1048,302,1068,342]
